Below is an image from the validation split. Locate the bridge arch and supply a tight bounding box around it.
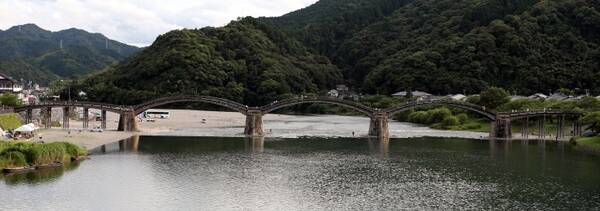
[384,100,497,121]
[133,95,249,115]
[260,96,374,117]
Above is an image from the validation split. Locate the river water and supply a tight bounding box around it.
[1,136,599,210]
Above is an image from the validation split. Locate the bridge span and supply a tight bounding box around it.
[13,96,584,140]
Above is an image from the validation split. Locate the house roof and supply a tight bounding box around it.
[0,73,17,83]
[449,94,467,100]
[528,93,548,99]
[392,91,432,97]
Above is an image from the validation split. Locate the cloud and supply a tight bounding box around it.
[0,0,317,46]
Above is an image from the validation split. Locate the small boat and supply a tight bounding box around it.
[2,166,35,174]
[71,156,90,161]
[35,162,63,170]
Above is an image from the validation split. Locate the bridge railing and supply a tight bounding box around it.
[132,95,249,114]
[260,96,374,115]
[498,108,583,116]
[15,101,134,112]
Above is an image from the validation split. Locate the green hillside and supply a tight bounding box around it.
[73,18,340,105]
[262,0,600,95]
[74,0,600,105]
[0,24,140,84]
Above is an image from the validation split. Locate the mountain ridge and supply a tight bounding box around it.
[0,23,140,84]
[72,0,600,105]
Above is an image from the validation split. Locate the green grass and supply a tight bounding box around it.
[0,141,88,169]
[0,113,22,131]
[575,136,600,151]
[429,118,491,133]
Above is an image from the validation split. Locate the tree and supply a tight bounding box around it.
[0,93,21,107]
[580,112,600,133]
[479,87,510,109]
[442,115,460,126]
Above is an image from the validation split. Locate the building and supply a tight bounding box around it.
[392,90,432,100]
[528,93,548,100]
[449,94,467,101]
[327,89,339,98]
[547,93,572,101]
[0,73,22,94]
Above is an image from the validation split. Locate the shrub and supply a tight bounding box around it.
[0,141,88,168]
[60,142,88,157]
[580,112,600,133]
[0,113,23,130]
[466,95,481,105]
[1,151,28,168]
[479,87,510,109]
[427,108,452,124]
[442,116,460,126]
[408,111,430,124]
[456,113,469,124]
[29,143,70,165]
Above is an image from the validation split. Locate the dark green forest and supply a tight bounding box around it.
[0,24,140,84]
[73,19,340,105]
[72,0,600,105]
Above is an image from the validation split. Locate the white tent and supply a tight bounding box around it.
[14,123,37,133]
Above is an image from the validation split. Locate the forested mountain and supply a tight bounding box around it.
[0,24,140,84]
[261,0,600,95]
[73,18,340,105]
[75,0,600,105]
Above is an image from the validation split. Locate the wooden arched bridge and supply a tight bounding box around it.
[12,95,584,139]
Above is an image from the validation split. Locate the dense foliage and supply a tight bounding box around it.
[0,113,23,131]
[0,142,87,168]
[73,18,341,106]
[0,93,21,107]
[0,24,140,84]
[262,0,600,95]
[75,0,600,106]
[479,87,510,109]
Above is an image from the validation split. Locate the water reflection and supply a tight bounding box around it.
[368,136,389,158]
[0,162,81,185]
[244,136,264,153]
[94,135,140,154]
[3,136,600,210]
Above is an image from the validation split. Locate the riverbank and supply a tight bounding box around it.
[0,141,87,170]
[573,136,600,155]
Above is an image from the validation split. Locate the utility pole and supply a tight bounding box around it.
[68,81,71,102]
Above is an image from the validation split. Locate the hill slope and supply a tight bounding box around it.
[74,19,341,105]
[261,0,600,95]
[77,0,600,103]
[0,24,140,84]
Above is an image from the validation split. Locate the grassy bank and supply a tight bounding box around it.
[573,136,600,152]
[0,141,88,169]
[0,113,22,131]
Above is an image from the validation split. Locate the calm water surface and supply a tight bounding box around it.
[1,136,600,210]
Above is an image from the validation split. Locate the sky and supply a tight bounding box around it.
[0,0,318,47]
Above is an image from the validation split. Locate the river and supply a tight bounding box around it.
[1,136,599,210]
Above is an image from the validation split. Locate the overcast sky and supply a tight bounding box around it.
[0,0,317,47]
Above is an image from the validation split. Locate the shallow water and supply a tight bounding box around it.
[1,136,599,210]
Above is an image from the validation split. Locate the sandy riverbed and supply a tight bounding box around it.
[19,109,490,149]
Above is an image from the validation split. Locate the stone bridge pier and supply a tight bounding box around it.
[118,112,139,132]
[490,117,512,139]
[368,112,389,139]
[244,109,264,137]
